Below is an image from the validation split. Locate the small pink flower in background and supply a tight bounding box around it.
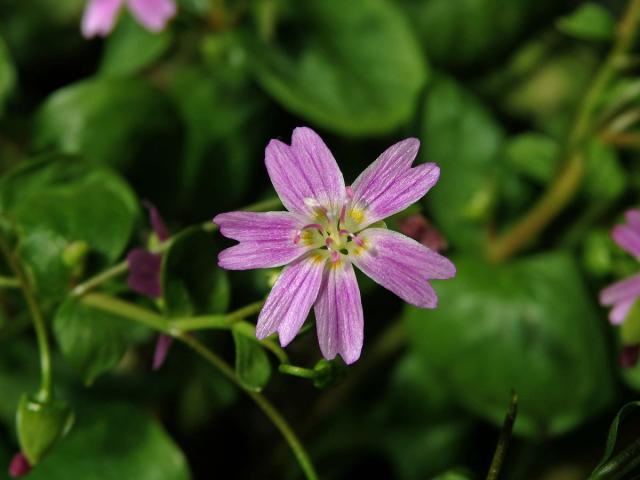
[214,127,456,364]
[398,214,448,252]
[82,0,177,38]
[599,209,640,368]
[9,452,31,478]
[126,202,173,370]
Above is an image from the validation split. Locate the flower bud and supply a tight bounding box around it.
[16,395,74,464]
[8,452,31,478]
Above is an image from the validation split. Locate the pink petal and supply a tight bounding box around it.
[265,127,346,216]
[152,334,174,370]
[9,452,31,478]
[351,228,455,308]
[612,224,640,258]
[600,274,640,306]
[625,209,640,231]
[314,260,363,364]
[127,0,176,32]
[610,299,635,325]
[350,139,439,228]
[81,0,123,38]
[126,248,163,298]
[214,211,312,270]
[256,253,326,346]
[143,200,170,241]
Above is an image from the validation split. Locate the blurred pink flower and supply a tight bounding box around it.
[214,127,455,364]
[82,0,177,38]
[398,214,448,252]
[9,452,31,478]
[599,210,640,325]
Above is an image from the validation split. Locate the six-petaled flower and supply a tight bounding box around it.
[214,127,456,364]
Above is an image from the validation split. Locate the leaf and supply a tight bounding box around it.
[590,401,640,478]
[421,75,504,250]
[232,328,271,392]
[33,78,182,210]
[100,13,173,77]
[247,0,427,136]
[404,251,614,436]
[53,299,147,385]
[398,0,557,68]
[557,3,615,42]
[0,154,139,300]
[583,140,626,201]
[504,133,558,183]
[161,228,230,317]
[0,35,16,115]
[26,403,191,480]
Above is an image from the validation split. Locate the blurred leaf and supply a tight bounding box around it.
[247,0,427,136]
[100,13,173,77]
[504,133,558,183]
[557,3,615,42]
[0,35,16,115]
[583,140,626,201]
[161,228,229,317]
[17,395,74,464]
[404,251,615,436]
[27,403,191,480]
[398,0,556,68]
[232,328,271,392]
[33,78,182,211]
[431,471,473,480]
[53,299,146,385]
[0,154,138,300]
[422,76,504,250]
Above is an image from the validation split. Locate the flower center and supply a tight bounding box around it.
[293,204,365,263]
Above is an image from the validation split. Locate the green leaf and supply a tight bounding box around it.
[232,328,271,392]
[422,76,504,250]
[404,251,614,436]
[16,395,74,464]
[26,403,191,480]
[161,228,230,317]
[100,13,173,77]
[557,3,615,42]
[33,78,182,209]
[431,471,473,480]
[398,0,556,68]
[53,299,147,385]
[0,154,138,300]
[0,35,16,115]
[247,0,427,136]
[504,133,558,183]
[583,140,626,201]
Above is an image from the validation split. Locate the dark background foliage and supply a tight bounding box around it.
[0,0,640,478]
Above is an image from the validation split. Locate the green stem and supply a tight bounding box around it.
[487,391,518,480]
[0,236,52,402]
[487,0,640,262]
[78,293,316,480]
[0,275,19,288]
[279,365,317,380]
[71,197,281,297]
[590,436,640,480]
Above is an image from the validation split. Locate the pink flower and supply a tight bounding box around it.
[82,0,177,38]
[9,452,31,478]
[600,210,640,325]
[214,127,456,364]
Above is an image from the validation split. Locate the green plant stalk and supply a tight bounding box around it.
[71,197,282,297]
[487,0,640,262]
[0,275,19,288]
[590,436,640,480]
[486,391,518,480]
[79,293,317,480]
[0,236,52,402]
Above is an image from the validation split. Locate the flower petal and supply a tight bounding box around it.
[214,211,313,270]
[612,224,640,257]
[81,0,123,38]
[143,200,170,241]
[265,127,346,216]
[610,299,635,325]
[626,209,640,231]
[314,260,364,364]
[350,228,455,308]
[126,248,163,298]
[127,0,177,32]
[600,273,640,306]
[349,139,439,228]
[256,253,327,346]
[152,334,174,370]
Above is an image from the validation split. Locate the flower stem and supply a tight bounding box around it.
[0,235,52,402]
[487,0,640,263]
[0,275,19,288]
[71,197,281,297]
[486,391,518,480]
[78,293,317,480]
